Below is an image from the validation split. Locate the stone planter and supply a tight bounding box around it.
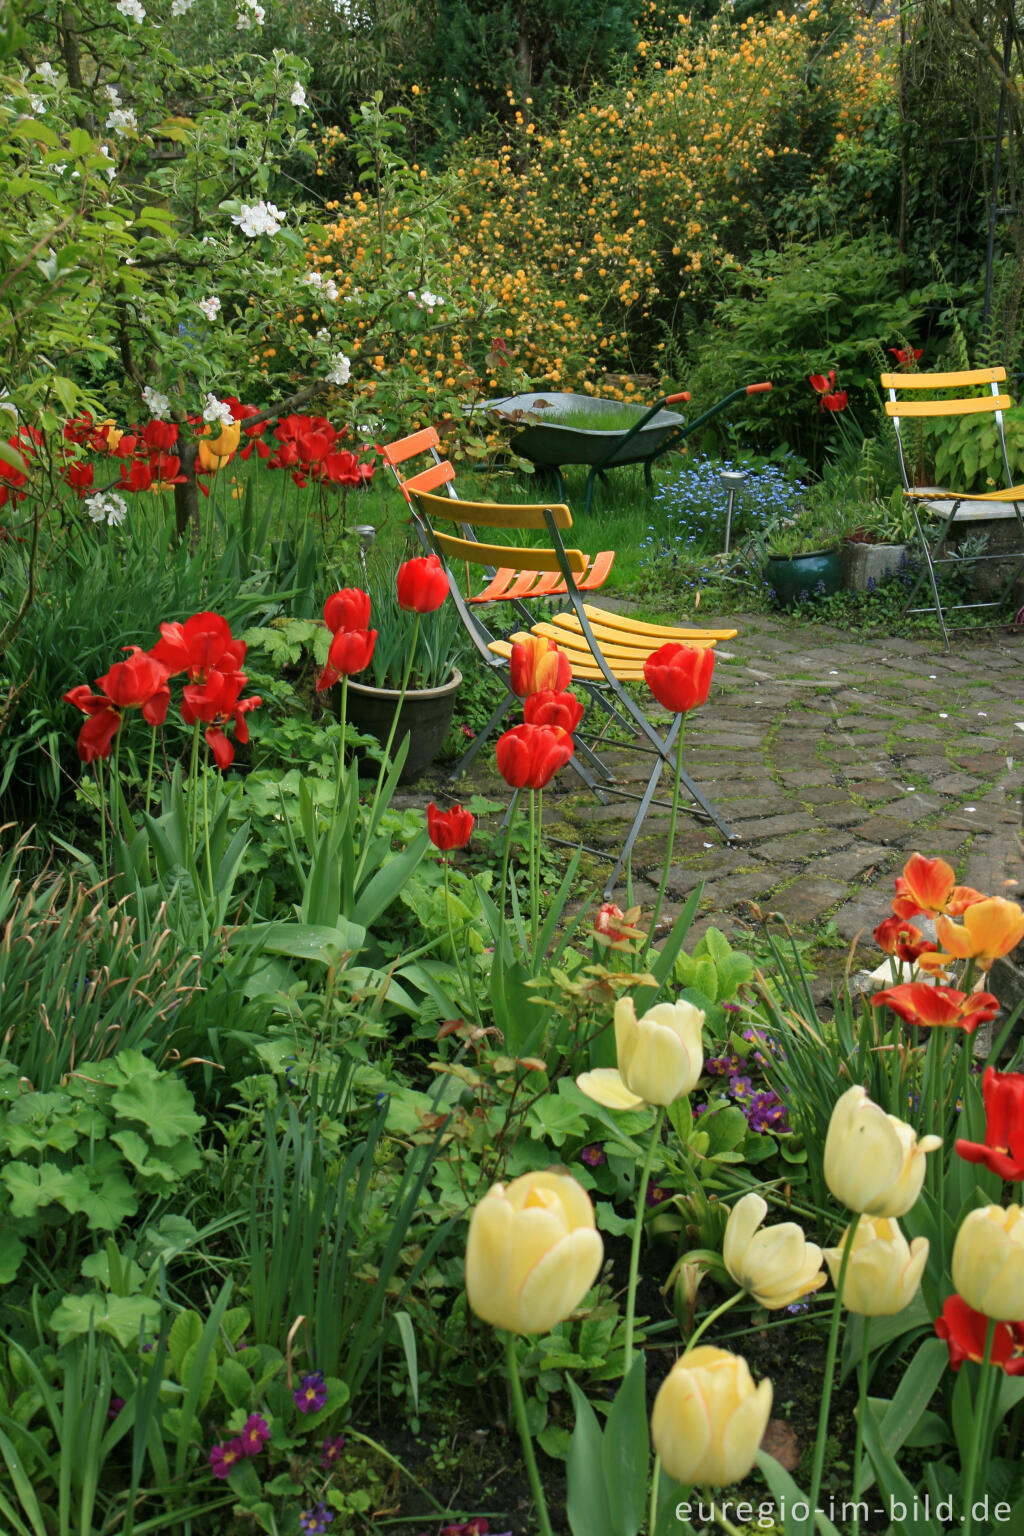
[841,540,909,592]
[764,548,842,606]
[344,669,462,783]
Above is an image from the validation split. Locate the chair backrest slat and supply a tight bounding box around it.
[879,367,1006,389]
[412,487,574,531]
[433,528,587,574]
[885,394,1013,418]
[380,425,442,466]
[392,459,456,501]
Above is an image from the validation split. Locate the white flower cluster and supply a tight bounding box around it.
[29,95,46,115]
[302,270,339,302]
[106,107,138,138]
[116,0,146,22]
[202,393,233,426]
[235,0,265,28]
[142,385,171,419]
[325,353,351,386]
[104,84,121,105]
[85,492,128,527]
[198,295,221,321]
[315,327,330,340]
[290,81,306,108]
[35,62,58,84]
[171,0,194,12]
[98,145,117,180]
[232,200,283,237]
[408,288,444,312]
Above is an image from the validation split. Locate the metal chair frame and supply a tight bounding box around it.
[409,486,737,896]
[883,366,1024,650]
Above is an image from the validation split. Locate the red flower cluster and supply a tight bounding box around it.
[809,370,848,413]
[317,585,376,691]
[888,346,923,368]
[64,610,261,770]
[265,413,376,489]
[872,915,937,965]
[496,637,580,789]
[0,426,42,510]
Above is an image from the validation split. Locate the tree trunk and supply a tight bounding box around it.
[174,441,201,547]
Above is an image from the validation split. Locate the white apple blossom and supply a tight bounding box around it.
[171,0,194,11]
[316,328,330,340]
[198,295,221,322]
[98,144,117,179]
[37,249,58,279]
[35,63,58,84]
[85,493,128,527]
[142,385,171,419]
[290,81,307,108]
[116,0,146,21]
[29,96,46,115]
[232,200,284,237]
[326,353,351,386]
[202,393,233,426]
[106,107,138,137]
[104,84,122,105]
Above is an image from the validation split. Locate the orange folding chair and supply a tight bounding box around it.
[380,426,616,604]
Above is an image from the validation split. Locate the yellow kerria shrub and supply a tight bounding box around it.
[308,3,895,416]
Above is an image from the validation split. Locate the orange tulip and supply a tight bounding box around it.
[871,982,1000,1036]
[891,852,984,921]
[916,897,1024,972]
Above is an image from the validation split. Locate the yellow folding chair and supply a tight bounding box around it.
[882,366,1024,649]
[410,487,737,895]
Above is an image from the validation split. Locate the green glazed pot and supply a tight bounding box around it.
[343,669,462,783]
[764,548,842,606]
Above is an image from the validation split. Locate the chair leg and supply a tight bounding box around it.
[902,503,952,651]
[448,689,516,781]
[602,716,681,898]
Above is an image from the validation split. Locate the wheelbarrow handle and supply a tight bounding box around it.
[665,391,691,406]
[746,381,773,394]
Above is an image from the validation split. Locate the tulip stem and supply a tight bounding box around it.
[97,755,108,887]
[331,675,348,824]
[144,724,157,825]
[355,612,419,887]
[645,723,684,965]
[851,1318,870,1536]
[625,1104,665,1368]
[530,787,541,959]
[807,1210,861,1528]
[708,1509,744,1536]
[649,1453,661,1535]
[962,1317,998,1536]
[504,1331,555,1536]
[685,1288,744,1353]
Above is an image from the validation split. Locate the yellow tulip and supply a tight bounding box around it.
[952,1205,1024,1321]
[824,1086,941,1218]
[576,997,704,1110]
[464,1170,604,1335]
[932,898,1024,971]
[197,420,241,473]
[651,1346,772,1487]
[723,1193,826,1309]
[823,1217,929,1316]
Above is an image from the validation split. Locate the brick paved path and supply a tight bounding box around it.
[436,614,1024,963]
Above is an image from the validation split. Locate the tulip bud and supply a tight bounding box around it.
[952,1204,1024,1321]
[723,1193,826,1309]
[576,996,704,1110]
[465,1170,604,1335]
[824,1086,941,1218]
[824,1216,929,1316]
[651,1346,772,1487]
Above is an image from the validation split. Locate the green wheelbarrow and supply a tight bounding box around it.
[476,380,773,512]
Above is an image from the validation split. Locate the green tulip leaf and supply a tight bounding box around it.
[566,1377,617,1536]
[604,1355,649,1536]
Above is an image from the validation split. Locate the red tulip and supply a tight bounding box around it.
[316,627,377,690]
[205,694,262,771]
[871,981,1000,1035]
[396,554,449,613]
[955,1068,1024,1181]
[151,611,246,682]
[935,1294,1024,1374]
[509,636,572,697]
[96,646,171,726]
[324,588,371,634]
[64,461,94,497]
[872,916,937,965]
[644,642,714,714]
[888,347,923,367]
[427,802,475,851]
[142,420,179,453]
[495,722,573,790]
[594,901,628,942]
[808,370,836,394]
[523,688,584,734]
[63,684,122,763]
[821,390,848,413]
